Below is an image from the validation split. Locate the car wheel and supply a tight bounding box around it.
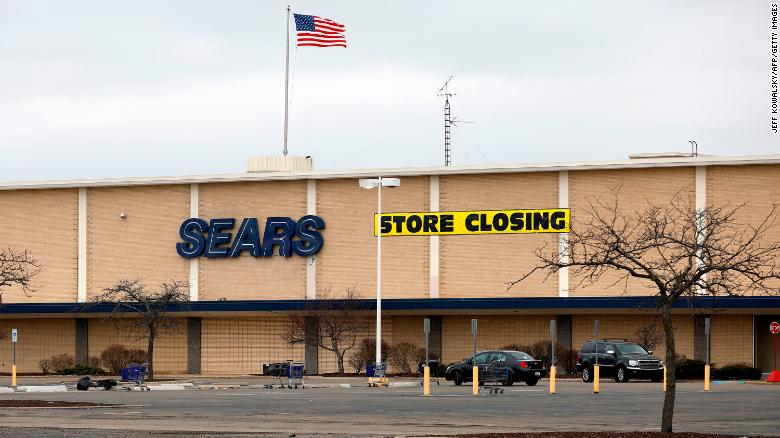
[525,378,538,386]
[582,366,594,382]
[615,365,630,383]
[453,371,463,386]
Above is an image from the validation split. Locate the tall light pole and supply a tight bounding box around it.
[359,177,401,366]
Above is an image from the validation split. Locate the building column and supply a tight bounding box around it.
[429,176,440,298]
[556,315,572,350]
[75,318,89,365]
[187,317,201,374]
[558,171,569,297]
[77,188,87,302]
[429,315,443,361]
[695,166,707,295]
[189,184,199,301]
[556,315,572,376]
[305,316,318,374]
[693,314,708,362]
[306,179,317,299]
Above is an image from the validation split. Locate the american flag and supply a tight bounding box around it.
[293,13,347,48]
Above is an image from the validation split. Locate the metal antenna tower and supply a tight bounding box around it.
[438,76,455,166]
[437,76,473,166]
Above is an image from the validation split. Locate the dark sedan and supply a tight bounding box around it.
[444,350,546,386]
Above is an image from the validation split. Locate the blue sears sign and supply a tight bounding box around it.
[176,216,325,259]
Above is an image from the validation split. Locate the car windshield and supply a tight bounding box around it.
[615,343,649,355]
[508,351,532,360]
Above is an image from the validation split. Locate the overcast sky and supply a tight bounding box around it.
[0,1,776,181]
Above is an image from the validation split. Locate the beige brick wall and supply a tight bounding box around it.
[199,181,307,300]
[708,165,780,293]
[391,316,425,347]
[0,189,78,303]
[201,316,305,375]
[572,314,694,359]
[88,318,188,374]
[87,185,189,298]
[710,314,753,366]
[441,315,553,364]
[568,168,696,296]
[316,177,429,299]
[0,319,75,373]
[439,173,559,298]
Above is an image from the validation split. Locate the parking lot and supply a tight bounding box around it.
[0,379,777,437]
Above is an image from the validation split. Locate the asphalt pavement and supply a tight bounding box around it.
[0,379,777,437]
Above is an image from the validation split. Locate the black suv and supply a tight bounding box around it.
[576,339,664,383]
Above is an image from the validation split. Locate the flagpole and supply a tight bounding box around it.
[283,5,291,156]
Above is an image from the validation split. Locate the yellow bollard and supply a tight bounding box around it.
[11,365,16,387]
[663,366,667,392]
[423,366,431,396]
[472,366,479,396]
[704,364,710,392]
[593,365,600,394]
[549,366,556,395]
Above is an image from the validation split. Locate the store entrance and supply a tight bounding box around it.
[754,315,780,373]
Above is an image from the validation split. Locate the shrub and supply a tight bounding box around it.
[676,359,706,380]
[85,355,103,369]
[100,345,147,374]
[501,344,531,354]
[127,348,147,364]
[56,364,106,376]
[49,353,75,371]
[387,342,419,374]
[502,341,577,374]
[348,338,390,373]
[712,363,763,380]
[38,358,52,374]
[631,320,663,353]
[558,349,579,375]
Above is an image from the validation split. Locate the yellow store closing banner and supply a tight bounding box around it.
[373,209,570,236]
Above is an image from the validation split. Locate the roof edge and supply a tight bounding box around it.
[1,154,779,191]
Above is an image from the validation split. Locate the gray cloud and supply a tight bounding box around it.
[0,0,775,181]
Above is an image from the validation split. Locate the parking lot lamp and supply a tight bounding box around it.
[359,177,401,366]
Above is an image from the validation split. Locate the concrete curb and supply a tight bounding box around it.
[388,382,419,388]
[0,387,14,393]
[16,385,68,393]
[306,383,352,389]
[148,384,187,391]
[197,384,242,390]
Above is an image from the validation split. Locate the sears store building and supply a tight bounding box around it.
[1,154,779,375]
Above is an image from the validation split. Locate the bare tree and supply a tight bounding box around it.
[632,317,663,354]
[286,287,366,374]
[0,248,42,303]
[511,191,780,432]
[90,279,189,380]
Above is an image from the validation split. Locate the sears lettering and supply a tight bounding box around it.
[176,215,325,259]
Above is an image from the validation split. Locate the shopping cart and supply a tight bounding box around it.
[478,364,509,395]
[367,362,388,387]
[286,362,305,389]
[418,359,441,387]
[120,363,149,391]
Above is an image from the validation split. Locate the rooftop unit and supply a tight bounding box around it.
[246,155,313,173]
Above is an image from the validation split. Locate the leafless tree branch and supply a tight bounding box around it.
[0,247,42,303]
[512,189,780,432]
[87,278,190,380]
